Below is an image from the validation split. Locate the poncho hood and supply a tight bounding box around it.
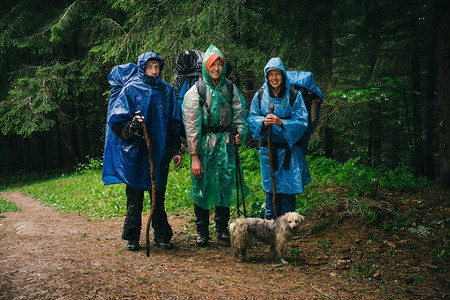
[263,57,290,95]
[201,45,226,88]
[137,52,165,71]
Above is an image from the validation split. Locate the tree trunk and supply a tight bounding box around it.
[311,0,333,158]
[411,17,425,177]
[436,0,450,188]
[362,0,381,168]
[424,31,436,180]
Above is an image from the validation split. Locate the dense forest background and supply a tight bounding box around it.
[0,0,449,187]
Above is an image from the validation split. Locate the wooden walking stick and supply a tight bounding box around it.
[267,104,277,218]
[135,111,156,257]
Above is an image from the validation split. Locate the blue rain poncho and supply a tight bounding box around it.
[247,57,311,194]
[182,45,248,210]
[102,52,182,190]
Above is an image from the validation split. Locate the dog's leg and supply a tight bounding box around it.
[240,247,247,261]
[275,237,289,264]
[230,222,249,262]
[269,243,277,260]
[233,241,247,262]
[233,238,246,261]
[232,245,242,261]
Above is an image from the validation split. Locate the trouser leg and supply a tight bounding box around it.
[279,194,296,215]
[151,189,173,241]
[214,206,230,234]
[194,202,210,236]
[122,185,144,241]
[264,192,276,220]
[265,193,296,219]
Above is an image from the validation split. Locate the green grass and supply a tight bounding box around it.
[0,198,21,219]
[0,147,432,221]
[5,149,263,219]
[16,170,127,219]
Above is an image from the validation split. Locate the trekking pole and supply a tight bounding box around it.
[135,111,156,257]
[231,129,241,217]
[267,104,277,218]
[231,128,246,217]
[237,155,247,217]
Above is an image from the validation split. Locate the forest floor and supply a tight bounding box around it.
[0,186,448,299]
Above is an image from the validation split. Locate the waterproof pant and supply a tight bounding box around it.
[264,192,296,219]
[194,203,230,236]
[122,185,173,242]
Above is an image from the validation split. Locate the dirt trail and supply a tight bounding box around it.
[0,191,447,299]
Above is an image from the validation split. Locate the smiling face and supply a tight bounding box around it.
[208,58,224,80]
[145,60,161,78]
[267,69,283,91]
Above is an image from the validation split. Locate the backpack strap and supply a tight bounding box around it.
[224,78,234,103]
[289,85,298,106]
[198,77,235,106]
[196,77,212,127]
[297,86,316,125]
[257,87,265,109]
[197,77,207,108]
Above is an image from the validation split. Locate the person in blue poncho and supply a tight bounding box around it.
[102,52,182,251]
[247,57,311,219]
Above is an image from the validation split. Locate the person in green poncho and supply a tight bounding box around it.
[182,45,248,247]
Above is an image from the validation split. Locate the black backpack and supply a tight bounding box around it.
[173,50,234,108]
[173,50,203,105]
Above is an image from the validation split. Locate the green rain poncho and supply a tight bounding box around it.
[182,45,248,210]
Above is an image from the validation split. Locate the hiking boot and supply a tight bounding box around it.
[153,238,174,250]
[127,239,141,251]
[217,232,230,244]
[196,234,209,247]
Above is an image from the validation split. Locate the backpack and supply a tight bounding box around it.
[173,50,204,105]
[107,62,139,110]
[257,71,323,124]
[173,50,234,109]
[257,71,324,147]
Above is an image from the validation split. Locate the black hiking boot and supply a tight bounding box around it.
[153,238,174,250]
[127,239,141,251]
[196,234,209,247]
[217,232,230,244]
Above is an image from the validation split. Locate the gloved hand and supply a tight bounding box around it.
[129,116,141,131]
[124,115,144,139]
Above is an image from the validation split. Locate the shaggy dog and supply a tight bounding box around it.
[229,212,304,264]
